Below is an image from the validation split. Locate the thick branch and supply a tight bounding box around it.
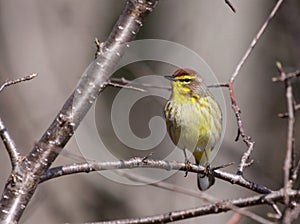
[0,1,159,223]
[40,157,272,194]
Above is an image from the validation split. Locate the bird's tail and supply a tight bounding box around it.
[197,172,215,191]
[193,148,215,191]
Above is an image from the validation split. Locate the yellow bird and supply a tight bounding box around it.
[164,68,222,190]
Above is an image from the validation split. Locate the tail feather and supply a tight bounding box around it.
[194,148,215,191]
[197,173,215,191]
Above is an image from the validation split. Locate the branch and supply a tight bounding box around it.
[281,203,300,224]
[87,189,299,224]
[109,77,171,91]
[274,63,296,204]
[0,1,159,223]
[0,118,19,169]
[227,81,255,176]
[0,74,37,169]
[39,157,271,194]
[229,0,284,83]
[207,82,229,88]
[224,0,236,13]
[106,80,146,92]
[224,0,284,177]
[272,70,300,82]
[108,78,229,91]
[0,73,37,93]
[273,63,298,222]
[278,104,300,118]
[116,171,272,224]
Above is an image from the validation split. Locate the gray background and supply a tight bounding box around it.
[0,0,299,223]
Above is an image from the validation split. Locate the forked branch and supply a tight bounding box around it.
[0,74,37,169]
[273,63,299,223]
[0,1,159,223]
[225,0,284,176]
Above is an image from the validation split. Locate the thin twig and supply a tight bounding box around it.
[291,159,300,183]
[278,104,300,118]
[94,37,102,59]
[237,142,255,175]
[227,82,246,142]
[224,0,236,13]
[0,74,37,169]
[275,63,295,208]
[106,80,146,92]
[207,82,229,88]
[110,77,171,90]
[229,0,284,83]
[273,64,300,223]
[212,161,234,171]
[0,73,37,93]
[220,0,284,178]
[39,157,272,194]
[227,81,255,175]
[267,202,282,220]
[109,77,228,90]
[86,189,299,224]
[272,70,300,82]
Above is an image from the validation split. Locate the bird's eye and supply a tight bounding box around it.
[180,78,192,83]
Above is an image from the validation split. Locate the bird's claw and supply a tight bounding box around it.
[184,160,191,177]
[204,165,212,176]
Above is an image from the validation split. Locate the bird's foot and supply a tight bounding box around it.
[184,160,191,177]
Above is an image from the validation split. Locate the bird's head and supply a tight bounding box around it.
[165,68,202,95]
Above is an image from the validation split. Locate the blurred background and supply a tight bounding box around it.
[0,0,299,223]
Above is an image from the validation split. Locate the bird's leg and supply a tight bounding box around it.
[184,148,189,163]
[184,148,191,177]
[203,148,211,176]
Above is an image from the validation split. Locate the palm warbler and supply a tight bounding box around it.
[164,68,222,191]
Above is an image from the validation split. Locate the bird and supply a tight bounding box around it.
[164,68,222,190]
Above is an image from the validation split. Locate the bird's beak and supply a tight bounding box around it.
[164,75,176,81]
